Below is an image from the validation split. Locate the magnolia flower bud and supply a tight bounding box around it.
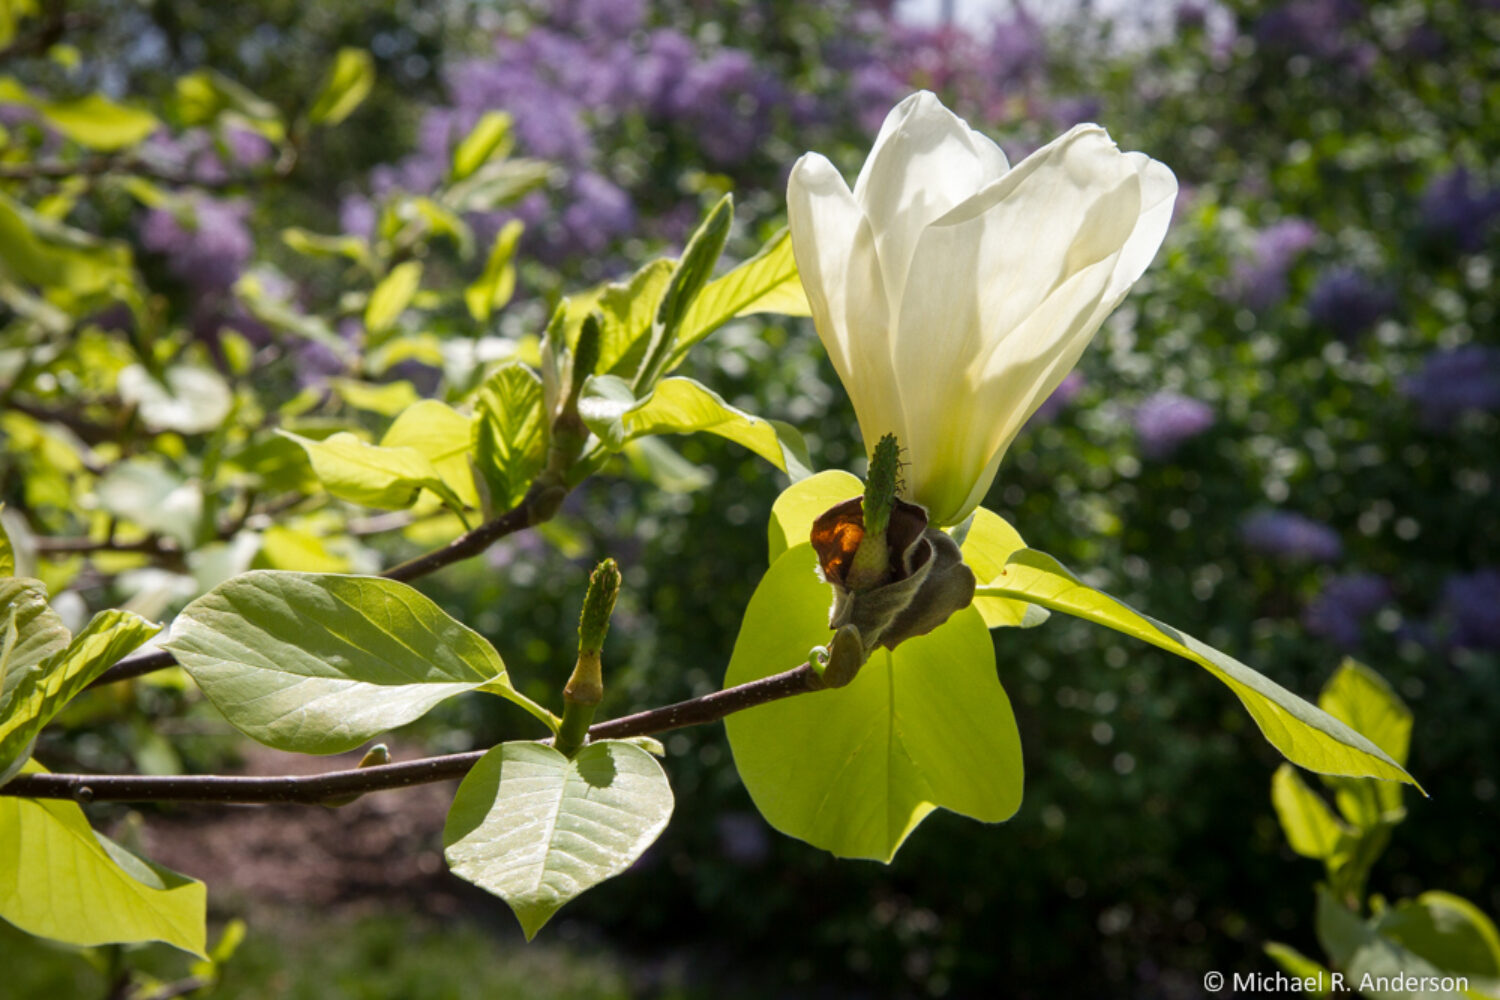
[788,91,1177,526]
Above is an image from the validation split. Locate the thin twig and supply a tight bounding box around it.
[5,664,822,804]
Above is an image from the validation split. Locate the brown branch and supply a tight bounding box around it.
[5,664,822,804]
[35,534,179,558]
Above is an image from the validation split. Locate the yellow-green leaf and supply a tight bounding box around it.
[35,94,159,151]
[1271,764,1351,860]
[670,228,811,369]
[364,260,423,336]
[380,400,479,508]
[464,219,523,322]
[766,468,861,564]
[975,550,1419,787]
[307,48,374,127]
[958,508,1049,629]
[0,762,206,956]
[472,363,546,511]
[280,430,462,511]
[451,111,513,182]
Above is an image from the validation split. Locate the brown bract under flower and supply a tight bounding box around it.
[809,497,976,655]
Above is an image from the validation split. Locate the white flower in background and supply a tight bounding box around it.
[788,91,1177,526]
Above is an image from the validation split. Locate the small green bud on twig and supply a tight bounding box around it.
[557,558,621,756]
[846,433,900,592]
[546,312,603,483]
[321,743,390,807]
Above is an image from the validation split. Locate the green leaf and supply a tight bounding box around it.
[958,508,1049,629]
[1377,892,1500,980]
[307,48,375,126]
[95,456,203,547]
[330,377,421,417]
[0,762,206,956]
[34,93,159,151]
[1263,942,1335,996]
[975,550,1417,787]
[1316,889,1489,1000]
[443,740,673,940]
[282,227,371,267]
[669,227,811,370]
[633,194,732,392]
[580,375,811,480]
[164,571,543,753]
[766,468,862,563]
[725,543,1023,861]
[0,512,13,577]
[1271,763,1351,860]
[380,400,480,509]
[473,363,547,511]
[280,430,463,512]
[173,70,284,140]
[451,111,513,182]
[364,261,423,337]
[0,192,134,303]
[1,606,158,782]
[117,363,234,434]
[1319,660,1412,767]
[464,219,524,322]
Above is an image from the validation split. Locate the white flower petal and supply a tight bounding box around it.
[787,153,903,454]
[852,91,1009,321]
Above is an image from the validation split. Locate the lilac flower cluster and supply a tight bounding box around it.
[373,1,788,263]
[1302,572,1391,647]
[1253,0,1375,71]
[139,196,254,291]
[1233,219,1318,310]
[1241,511,1343,562]
[1400,345,1500,429]
[1133,392,1215,458]
[1418,168,1500,254]
[1439,570,1500,651]
[1306,266,1396,342]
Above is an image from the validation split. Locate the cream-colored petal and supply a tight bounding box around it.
[852,92,1009,323]
[787,152,902,457]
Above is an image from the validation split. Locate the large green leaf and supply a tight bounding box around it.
[975,550,1416,787]
[1376,892,1500,980]
[0,762,206,956]
[669,227,811,369]
[464,220,523,322]
[307,47,375,126]
[379,400,479,508]
[95,456,203,547]
[956,508,1049,629]
[580,375,811,480]
[281,430,463,512]
[164,572,546,753]
[592,258,673,379]
[725,543,1023,862]
[444,740,673,940]
[472,362,547,511]
[1,605,159,783]
[1317,889,1493,1000]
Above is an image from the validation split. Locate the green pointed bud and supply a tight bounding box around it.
[556,559,621,757]
[570,313,602,402]
[322,743,391,807]
[846,433,900,592]
[545,312,603,486]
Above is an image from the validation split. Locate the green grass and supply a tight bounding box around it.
[2,910,637,1000]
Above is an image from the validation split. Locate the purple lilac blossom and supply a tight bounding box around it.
[1028,371,1085,426]
[1400,345,1500,429]
[1134,392,1215,458]
[1419,169,1500,254]
[1241,511,1343,562]
[1440,570,1500,650]
[1234,219,1318,310]
[1254,0,1369,64]
[139,196,254,291]
[1306,266,1396,341]
[1303,573,1391,647]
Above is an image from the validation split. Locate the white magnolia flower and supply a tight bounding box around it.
[789,91,1177,526]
